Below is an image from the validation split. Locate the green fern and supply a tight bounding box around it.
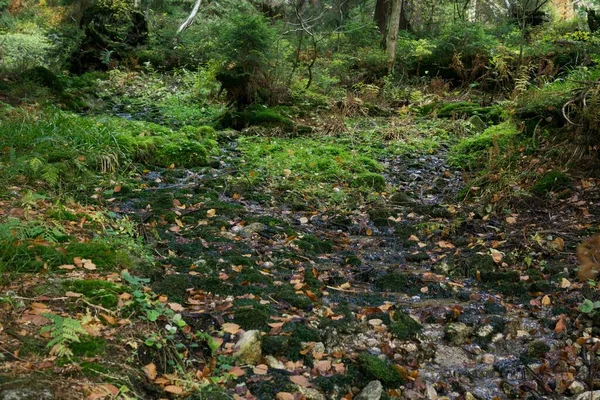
[41,165,59,186]
[28,156,44,173]
[41,314,88,358]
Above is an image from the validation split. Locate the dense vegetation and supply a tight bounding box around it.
[2,0,600,399]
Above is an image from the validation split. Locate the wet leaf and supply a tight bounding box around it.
[290,375,312,387]
[164,385,183,394]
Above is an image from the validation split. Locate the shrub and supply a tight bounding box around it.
[0,32,52,72]
[216,13,275,107]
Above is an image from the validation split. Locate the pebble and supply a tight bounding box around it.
[569,381,586,395]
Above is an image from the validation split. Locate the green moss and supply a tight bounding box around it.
[152,274,201,303]
[262,335,303,361]
[352,173,386,191]
[65,241,123,270]
[218,106,294,130]
[531,171,571,195]
[390,311,422,340]
[448,122,517,170]
[274,285,311,309]
[374,273,413,292]
[71,336,106,357]
[232,299,271,331]
[357,354,404,387]
[435,102,503,124]
[295,234,333,254]
[64,280,123,309]
[527,340,550,358]
[80,361,110,377]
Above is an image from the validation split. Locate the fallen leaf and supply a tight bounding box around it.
[560,278,571,289]
[58,264,76,270]
[164,385,183,394]
[489,249,503,263]
[168,303,185,312]
[253,364,268,375]
[542,295,552,306]
[290,375,312,387]
[207,209,217,218]
[506,216,517,224]
[299,217,309,225]
[555,315,567,333]
[276,393,295,400]
[228,366,246,377]
[65,291,83,297]
[438,240,455,249]
[100,313,117,325]
[143,363,158,380]
[222,323,241,335]
[83,259,97,270]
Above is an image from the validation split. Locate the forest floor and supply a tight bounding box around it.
[1,79,600,400]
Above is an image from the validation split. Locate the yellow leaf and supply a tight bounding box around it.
[542,295,551,306]
[560,278,571,289]
[206,209,217,218]
[222,323,241,334]
[489,249,503,263]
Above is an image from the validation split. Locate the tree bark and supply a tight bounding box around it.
[386,0,402,74]
[177,0,203,35]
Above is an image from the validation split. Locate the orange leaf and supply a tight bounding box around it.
[555,315,567,333]
[228,366,246,377]
[100,313,117,325]
[276,393,295,400]
[143,363,157,380]
[164,385,183,394]
[253,364,268,375]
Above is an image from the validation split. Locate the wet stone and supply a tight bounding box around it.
[355,380,383,400]
[444,322,472,345]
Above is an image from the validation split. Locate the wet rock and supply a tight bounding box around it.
[434,345,470,368]
[0,381,54,400]
[233,330,262,365]
[465,392,478,400]
[355,380,383,400]
[574,391,600,400]
[240,222,268,238]
[444,322,472,345]
[569,381,586,395]
[265,355,285,370]
[296,386,326,400]
[426,382,438,399]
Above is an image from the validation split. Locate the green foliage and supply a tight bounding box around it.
[41,314,89,359]
[531,171,571,195]
[0,31,52,72]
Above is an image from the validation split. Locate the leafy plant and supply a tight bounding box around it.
[41,314,89,359]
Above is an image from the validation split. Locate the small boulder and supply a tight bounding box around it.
[233,330,262,365]
[240,223,268,238]
[569,381,586,396]
[355,380,383,400]
[467,115,487,133]
[444,322,472,345]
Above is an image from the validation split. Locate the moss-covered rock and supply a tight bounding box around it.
[390,311,422,340]
[357,354,404,387]
[352,173,386,191]
[448,122,517,170]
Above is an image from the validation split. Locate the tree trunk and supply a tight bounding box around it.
[375,0,389,43]
[386,0,402,74]
[177,0,202,35]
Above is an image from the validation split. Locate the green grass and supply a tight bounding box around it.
[0,108,219,193]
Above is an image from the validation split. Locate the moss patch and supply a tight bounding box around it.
[390,311,422,340]
[357,354,404,387]
[531,171,571,195]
